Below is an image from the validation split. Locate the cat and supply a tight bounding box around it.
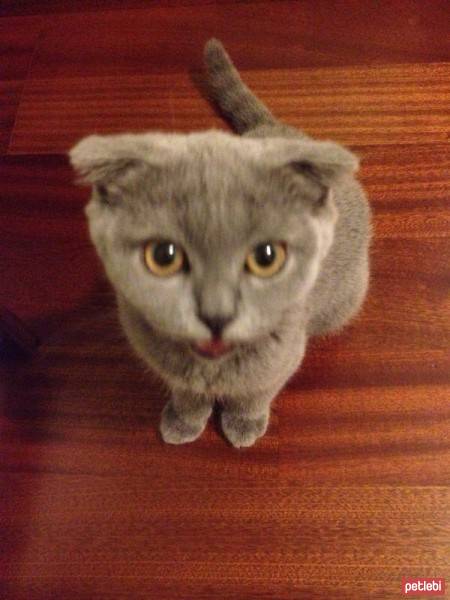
[69,39,371,448]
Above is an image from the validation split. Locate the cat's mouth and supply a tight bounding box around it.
[191,338,234,359]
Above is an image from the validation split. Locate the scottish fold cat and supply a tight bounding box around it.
[70,39,371,448]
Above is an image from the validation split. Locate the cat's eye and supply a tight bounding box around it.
[144,240,186,277]
[245,242,287,278]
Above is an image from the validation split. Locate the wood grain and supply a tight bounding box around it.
[0,0,241,16]
[0,81,23,154]
[0,17,43,81]
[1,480,448,599]
[0,155,96,322]
[19,1,450,79]
[1,2,450,599]
[9,63,450,154]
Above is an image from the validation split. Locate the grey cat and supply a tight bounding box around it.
[69,39,371,448]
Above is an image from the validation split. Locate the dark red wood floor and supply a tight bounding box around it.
[1,2,449,599]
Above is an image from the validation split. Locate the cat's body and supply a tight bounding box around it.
[70,40,371,447]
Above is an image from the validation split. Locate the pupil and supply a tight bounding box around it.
[255,243,275,266]
[154,242,176,266]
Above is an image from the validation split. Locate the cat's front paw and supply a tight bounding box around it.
[160,401,208,445]
[221,411,269,448]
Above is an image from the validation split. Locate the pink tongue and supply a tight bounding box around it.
[194,338,231,357]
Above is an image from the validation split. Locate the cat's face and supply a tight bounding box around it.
[71,131,356,352]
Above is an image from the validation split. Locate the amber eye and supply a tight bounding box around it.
[144,240,186,277]
[245,242,287,278]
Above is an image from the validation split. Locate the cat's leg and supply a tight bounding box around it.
[160,389,213,445]
[221,388,278,448]
[221,328,308,448]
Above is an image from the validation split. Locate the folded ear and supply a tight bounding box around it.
[261,138,359,186]
[69,134,154,186]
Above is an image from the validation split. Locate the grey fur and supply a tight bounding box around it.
[204,38,276,133]
[69,39,371,448]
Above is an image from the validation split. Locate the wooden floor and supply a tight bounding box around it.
[1,2,449,599]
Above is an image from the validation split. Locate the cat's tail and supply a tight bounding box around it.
[204,38,276,134]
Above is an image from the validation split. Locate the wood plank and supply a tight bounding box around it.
[21,1,450,78]
[279,385,450,484]
[0,16,43,80]
[0,567,447,600]
[9,62,450,154]
[9,71,224,155]
[362,144,450,240]
[0,16,42,152]
[0,0,238,16]
[0,155,97,321]
[0,80,23,154]
[1,480,448,598]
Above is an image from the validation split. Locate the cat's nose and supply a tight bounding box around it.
[199,314,233,338]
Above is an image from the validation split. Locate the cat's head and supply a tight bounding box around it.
[70,130,357,354]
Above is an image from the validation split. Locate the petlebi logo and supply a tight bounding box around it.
[402,578,445,596]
